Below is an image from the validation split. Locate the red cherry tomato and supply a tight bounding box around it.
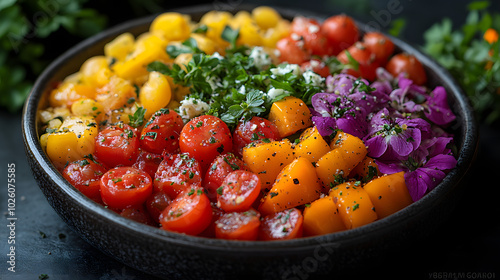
[95,124,140,167]
[259,208,304,240]
[386,53,427,85]
[179,115,233,172]
[120,204,154,226]
[338,42,379,81]
[232,116,281,157]
[301,59,331,78]
[132,150,163,179]
[145,191,172,224]
[291,17,334,56]
[62,157,107,201]
[215,209,261,240]
[204,153,249,201]
[199,204,225,238]
[100,166,153,209]
[159,187,213,235]
[363,32,395,65]
[217,170,261,212]
[154,153,202,199]
[140,108,183,154]
[322,15,359,55]
[276,36,311,65]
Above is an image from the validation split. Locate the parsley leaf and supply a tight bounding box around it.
[128,106,146,128]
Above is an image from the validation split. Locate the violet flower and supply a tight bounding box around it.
[424,86,456,125]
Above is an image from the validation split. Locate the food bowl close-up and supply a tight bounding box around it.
[22,4,478,279]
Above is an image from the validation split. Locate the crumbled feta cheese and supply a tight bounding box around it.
[267,87,285,99]
[207,76,222,91]
[178,98,210,121]
[211,52,224,60]
[270,64,302,76]
[302,70,325,87]
[290,33,301,41]
[308,24,320,34]
[249,47,271,69]
[238,85,246,94]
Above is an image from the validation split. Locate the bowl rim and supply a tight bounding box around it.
[22,3,478,252]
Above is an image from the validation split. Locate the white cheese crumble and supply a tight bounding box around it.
[267,87,286,100]
[270,64,302,77]
[302,70,325,87]
[211,52,224,60]
[178,98,210,121]
[249,46,271,69]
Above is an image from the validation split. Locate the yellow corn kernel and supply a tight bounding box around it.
[104,33,135,61]
[200,11,232,47]
[80,56,111,88]
[112,35,169,82]
[71,98,105,122]
[190,33,217,55]
[139,71,172,119]
[95,76,136,113]
[45,116,98,170]
[252,6,281,29]
[49,82,96,108]
[150,12,191,41]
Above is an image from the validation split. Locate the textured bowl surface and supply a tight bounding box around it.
[23,4,478,280]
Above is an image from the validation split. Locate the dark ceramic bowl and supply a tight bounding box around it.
[23,4,478,280]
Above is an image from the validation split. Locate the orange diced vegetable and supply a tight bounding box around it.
[330,131,367,167]
[350,156,380,180]
[329,181,377,229]
[267,96,312,137]
[293,126,331,163]
[303,196,346,236]
[242,139,294,189]
[258,157,322,216]
[363,171,413,218]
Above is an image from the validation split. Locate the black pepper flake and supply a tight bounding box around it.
[293,178,299,184]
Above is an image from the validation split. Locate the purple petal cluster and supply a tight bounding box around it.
[311,69,457,201]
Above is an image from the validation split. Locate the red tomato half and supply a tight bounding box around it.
[259,208,304,240]
[154,153,202,199]
[62,157,107,201]
[145,191,172,224]
[120,204,154,226]
[276,36,311,65]
[291,16,334,56]
[215,209,261,240]
[232,116,281,157]
[159,187,213,235]
[338,42,379,81]
[179,115,233,172]
[386,53,427,85]
[301,59,331,78]
[322,15,359,55]
[217,170,261,212]
[140,108,183,154]
[95,124,140,167]
[132,150,163,179]
[363,32,395,65]
[204,153,249,201]
[100,166,153,209]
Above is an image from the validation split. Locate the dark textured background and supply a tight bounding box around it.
[1,0,499,279]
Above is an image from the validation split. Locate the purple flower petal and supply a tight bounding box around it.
[365,135,388,158]
[425,86,456,125]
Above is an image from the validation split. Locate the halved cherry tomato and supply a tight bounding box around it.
[291,17,334,56]
[179,115,233,172]
[363,32,395,65]
[232,116,281,157]
[204,153,249,201]
[62,157,107,201]
[259,208,304,240]
[386,53,427,85]
[140,108,183,154]
[217,170,261,212]
[301,59,330,78]
[276,36,311,65]
[154,153,202,199]
[321,14,359,55]
[199,204,225,238]
[120,204,155,226]
[215,209,261,240]
[145,191,172,224]
[338,42,379,81]
[159,187,213,235]
[100,166,153,209]
[95,124,140,167]
[132,150,163,178]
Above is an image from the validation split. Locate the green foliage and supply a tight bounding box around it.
[423,0,500,124]
[0,0,107,113]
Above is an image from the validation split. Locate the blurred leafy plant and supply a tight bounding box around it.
[0,0,107,113]
[423,0,500,124]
